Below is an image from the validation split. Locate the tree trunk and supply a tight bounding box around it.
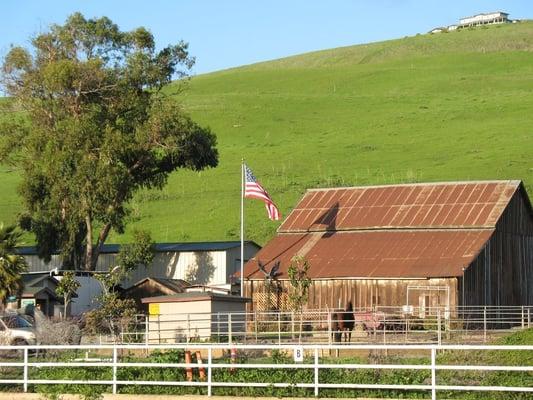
[89,223,112,271]
[85,216,93,271]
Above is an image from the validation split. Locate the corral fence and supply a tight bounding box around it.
[116,305,533,345]
[0,343,532,400]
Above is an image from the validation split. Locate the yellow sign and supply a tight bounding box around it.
[149,303,160,315]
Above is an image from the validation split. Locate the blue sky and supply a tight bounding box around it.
[1,1,532,75]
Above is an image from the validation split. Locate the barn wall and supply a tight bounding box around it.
[463,187,533,306]
[244,277,458,312]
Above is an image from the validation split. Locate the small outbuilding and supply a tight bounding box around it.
[122,277,190,313]
[18,273,64,317]
[142,288,250,343]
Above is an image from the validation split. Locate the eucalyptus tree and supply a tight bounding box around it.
[0,13,218,270]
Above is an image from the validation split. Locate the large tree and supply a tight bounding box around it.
[0,13,218,270]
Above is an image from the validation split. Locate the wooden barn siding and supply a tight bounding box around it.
[462,188,533,306]
[244,278,458,312]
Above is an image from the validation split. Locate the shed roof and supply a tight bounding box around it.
[245,229,493,279]
[123,277,190,294]
[245,180,525,280]
[141,292,250,304]
[16,240,260,256]
[22,273,58,287]
[21,286,61,300]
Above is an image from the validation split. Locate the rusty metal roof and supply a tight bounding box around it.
[245,181,524,280]
[245,230,494,279]
[279,181,520,233]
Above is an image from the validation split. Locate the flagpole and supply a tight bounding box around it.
[240,159,245,297]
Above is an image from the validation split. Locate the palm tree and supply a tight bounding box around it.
[0,223,28,305]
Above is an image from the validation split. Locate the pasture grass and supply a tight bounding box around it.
[0,22,532,245]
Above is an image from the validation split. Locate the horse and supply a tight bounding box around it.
[331,301,355,343]
[342,301,355,342]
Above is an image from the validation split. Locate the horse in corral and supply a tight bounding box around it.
[331,301,355,343]
[342,301,355,342]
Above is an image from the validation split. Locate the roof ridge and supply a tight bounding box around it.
[277,227,496,234]
[305,180,521,193]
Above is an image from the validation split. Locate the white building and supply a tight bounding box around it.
[459,12,509,27]
[429,27,446,34]
[17,241,260,315]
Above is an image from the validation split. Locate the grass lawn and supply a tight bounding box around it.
[1,22,532,245]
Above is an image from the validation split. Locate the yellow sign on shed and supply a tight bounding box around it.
[149,303,160,315]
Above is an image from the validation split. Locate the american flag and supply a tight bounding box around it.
[244,164,281,220]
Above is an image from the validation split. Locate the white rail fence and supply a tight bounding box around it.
[119,305,533,345]
[1,343,532,400]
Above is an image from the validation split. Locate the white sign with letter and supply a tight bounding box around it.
[293,346,304,362]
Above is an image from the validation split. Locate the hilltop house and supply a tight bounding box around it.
[459,12,509,27]
[430,11,513,34]
[242,181,533,314]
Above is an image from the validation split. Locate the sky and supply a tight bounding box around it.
[1,1,532,76]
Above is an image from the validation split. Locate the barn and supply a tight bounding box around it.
[242,180,533,313]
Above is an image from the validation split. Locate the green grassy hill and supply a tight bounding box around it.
[1,22,532,245]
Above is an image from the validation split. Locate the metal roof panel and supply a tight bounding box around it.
[245,229,494,280]
[280,181,519,233]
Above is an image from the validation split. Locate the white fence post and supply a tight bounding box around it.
[278,312,281,345]
[437,310,442,346]
[327,311,332,345]
[144,315,149,345]
[291,311,295,340]
[521,306,525,329]
[431,347,436,400]
[208,347,212,397]
[254,311,258,343]
[23,347,28,393]
[484,307,487,343]
[112,346,118,394]
[383,321,387,348]
[314,347,319,397]
[228,313,232,344]
[157,314,161,344]
[243,313,247,344]
[528,308,531,329]
[187,313,191,342]
[216,313,220,340]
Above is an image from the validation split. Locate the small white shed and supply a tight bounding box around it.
[142,290,250,343]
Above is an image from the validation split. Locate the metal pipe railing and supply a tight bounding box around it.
[115,305,533,345]
[1,343,533,400]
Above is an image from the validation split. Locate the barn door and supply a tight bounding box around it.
[407,285,450,319]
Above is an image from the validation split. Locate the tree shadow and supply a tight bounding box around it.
[185,252,216,285]
[313,201,339,238]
